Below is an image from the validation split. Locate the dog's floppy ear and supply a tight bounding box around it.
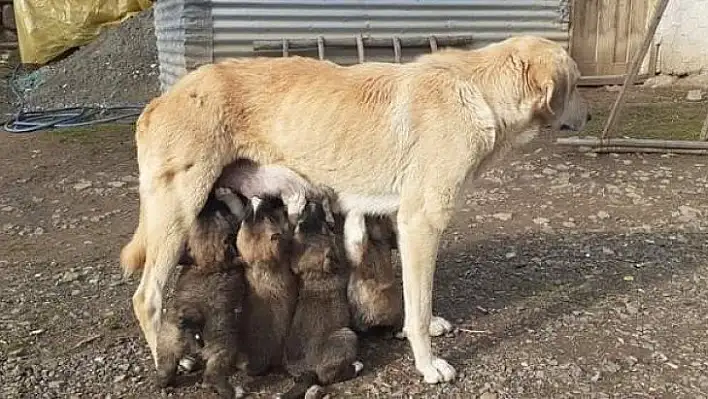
[526,58,557,115]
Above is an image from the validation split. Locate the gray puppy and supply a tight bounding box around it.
[156,192,246,399]
[281,201,363,399]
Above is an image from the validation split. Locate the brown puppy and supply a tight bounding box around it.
[236,196,298,376]
[281,201,362,399]
[156,193,245,398]
[346,215,403,334]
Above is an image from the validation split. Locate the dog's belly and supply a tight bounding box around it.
[336,193,399,216]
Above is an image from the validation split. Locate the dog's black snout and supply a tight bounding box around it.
[586,113,592,122]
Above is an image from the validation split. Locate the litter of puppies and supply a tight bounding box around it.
[154,188,405,398]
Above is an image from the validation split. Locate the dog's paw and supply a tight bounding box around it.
[394,316,453,339]
[418,357,456,384]
[353,360,364,375]
[428,316,453,337]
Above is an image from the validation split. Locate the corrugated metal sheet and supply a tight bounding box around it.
[155,0,569,91]
[154,0,212,92]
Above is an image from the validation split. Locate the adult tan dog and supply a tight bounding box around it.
[121,35,589,384]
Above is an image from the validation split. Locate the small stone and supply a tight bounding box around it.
[120,175,139,183]
[505,251,517,259]
[562,221,576,228]
[686,89,703,101]
[71,289,80,296]
[597,211,610,219]
[533,217,549,225]
[107,181,126,188]
[113,374,126,383]
[60,271,81,284]
[1,206,14,212]
[479,393,498,399]
[492,213,513,221]
[73,181,92,191]
[33,227,44,235]
[47,380,63,389]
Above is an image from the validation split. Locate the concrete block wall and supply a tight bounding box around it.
[655,0,708,75]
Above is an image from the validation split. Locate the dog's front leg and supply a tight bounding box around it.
[396,200,456,384]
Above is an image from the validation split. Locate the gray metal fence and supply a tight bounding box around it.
[155,0,570,91]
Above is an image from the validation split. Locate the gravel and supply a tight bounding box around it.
[16,8,160,111]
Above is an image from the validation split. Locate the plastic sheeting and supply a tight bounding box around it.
[15,0,153,65]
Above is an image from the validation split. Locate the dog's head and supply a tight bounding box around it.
[236,196,292,264]
[505,36,590,133]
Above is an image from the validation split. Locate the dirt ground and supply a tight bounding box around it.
[2,79,708,398]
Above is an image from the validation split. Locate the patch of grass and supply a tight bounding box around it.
[583,102,707,140]
[40,123,134,144]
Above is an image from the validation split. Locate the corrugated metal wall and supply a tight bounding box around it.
[155,0,569,91]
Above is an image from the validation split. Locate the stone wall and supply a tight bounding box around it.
[655,0,708,75]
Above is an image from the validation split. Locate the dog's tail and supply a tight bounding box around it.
[120,226,147,278]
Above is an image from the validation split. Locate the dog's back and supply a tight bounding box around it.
[236,196,298,376]
[281,201,360,398]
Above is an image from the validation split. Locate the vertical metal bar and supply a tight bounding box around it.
[356,34,365,63]
[429,36,439,52]
[282,38,289,57]
[392,36,402,63]
[317,36,325,60]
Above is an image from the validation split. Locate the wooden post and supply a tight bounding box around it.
[700,110,708,141]
[600,0,670,140]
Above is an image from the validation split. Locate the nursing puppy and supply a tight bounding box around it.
[123,35,590,384]
[156,193,245,398]
[346,215,403,334]
[236,196,298,376]
[281,201,362,399]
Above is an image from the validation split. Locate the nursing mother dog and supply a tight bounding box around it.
[121,35,590,384]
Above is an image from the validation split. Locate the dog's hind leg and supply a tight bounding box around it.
[132,161,219,368]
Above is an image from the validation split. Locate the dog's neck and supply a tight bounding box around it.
[418,48,541,145]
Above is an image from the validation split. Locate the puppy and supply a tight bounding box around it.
[236,196,298,376]
[281,201,362,399]
[156,192,246,398]
[346,215,403,334]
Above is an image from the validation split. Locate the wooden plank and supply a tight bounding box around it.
[570,0,599,76]
[600,0,670,140]
[700,110,708,141]
[596,0,619,76]
[557,137,708,150]
[613,0,632,66]
[578,73,649,86]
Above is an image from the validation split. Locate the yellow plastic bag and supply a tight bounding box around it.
[14,0,153,65]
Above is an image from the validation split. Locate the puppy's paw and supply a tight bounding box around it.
[353,360,364,375]
[304,385,326,399]
[428,316,453,337]
[417,356,456,384]
[178,356,197,372]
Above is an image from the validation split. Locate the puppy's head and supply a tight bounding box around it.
[181,195,240,267]
[291,201,344,276]
[507,36,590,133]
[236,196,292,263]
